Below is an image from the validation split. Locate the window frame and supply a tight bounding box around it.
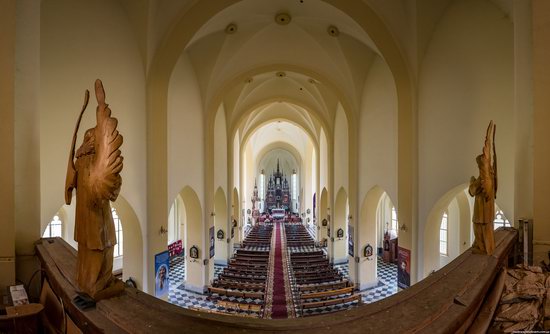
[43,215,63,238]
[439,212,448,256]
[112,208,123,258]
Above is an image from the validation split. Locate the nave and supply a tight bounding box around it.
[168,221,398,318]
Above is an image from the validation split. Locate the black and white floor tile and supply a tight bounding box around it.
[305,223,317,240]
[167,254,398,317]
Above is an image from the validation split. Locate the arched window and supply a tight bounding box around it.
[391,207,398,233]
[440,212,448,256]
[494,209,511,229]
[112,208,123,257]
[43,215,62,238]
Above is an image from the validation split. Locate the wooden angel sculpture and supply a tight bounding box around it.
[65,79,125,300]
[469,121,497,255]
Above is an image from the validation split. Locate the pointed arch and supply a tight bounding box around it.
[110,195,144,290]
[334,187,349,263]
[358,185,386,289]
[214,187,228,265]
[422,183,471,278]
[178,186,204,292]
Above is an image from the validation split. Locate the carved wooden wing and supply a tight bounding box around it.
[480,121,495,200]
[89,79,123,201]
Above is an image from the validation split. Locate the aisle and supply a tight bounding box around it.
[263,221,295,318]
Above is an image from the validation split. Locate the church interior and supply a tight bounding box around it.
[1,0,550,332]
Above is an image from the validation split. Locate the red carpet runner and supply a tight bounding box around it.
[264,221,295,318]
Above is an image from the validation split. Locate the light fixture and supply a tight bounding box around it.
[327,25,339,37]
[159,226,168,235]
[225,23,238,34]
[275,12,291,25]
[210,212,216,217]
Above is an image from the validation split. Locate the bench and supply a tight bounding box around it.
[298,280,351,292]
[300,286,354,300]
[301,294,361,310]
[217,300,263,313]
[209,287,264,300]
[212,280,265,291]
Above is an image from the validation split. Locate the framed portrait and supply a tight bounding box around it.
[190,246,199,259]
[322,219,328,227]
[397,247,411,289]
[337,228,344,238]
[364,244,373,258]
[154,251,170,298]
[209,226,215,259]
[217,229,225,240]
[348,225,354,256]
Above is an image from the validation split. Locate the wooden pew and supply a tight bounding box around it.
[301,294,361,310]
[217,300,263,313]
[209,287,264,300]
[298,280,351,292]
[300,286,354,300]
[212,280,265,291]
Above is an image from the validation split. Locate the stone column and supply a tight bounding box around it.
[0,0,16,292]
[532,0,550,264]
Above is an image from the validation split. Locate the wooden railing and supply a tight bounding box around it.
[36,228,517,333]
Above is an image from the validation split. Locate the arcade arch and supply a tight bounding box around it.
[44,195,144,289]
[146,0,412,293]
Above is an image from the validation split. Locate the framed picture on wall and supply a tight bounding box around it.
[364,244,373,258]
[397,247,411,289]
[337,228,344,238]
[209,226,215,259]
[190,246,199,259]
[154,250,170,298]
[348,225,354,256]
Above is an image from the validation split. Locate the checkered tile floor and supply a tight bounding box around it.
[168,257,261,315]
[167,255,398,317]
[293,258,397,316]
[306,223,317,240]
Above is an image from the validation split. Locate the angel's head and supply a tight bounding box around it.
[76,128,96,158]
[476,154,483,167]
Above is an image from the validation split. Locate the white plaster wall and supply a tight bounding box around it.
[40,0,147,283]
[333,105,349,196]
[303,143,314,217]
[233,130,240,198]
[214,105,228,195]
[320,129,328,195]
[167,52,204,207]
[418,0,514,275]
[358,56,398,208]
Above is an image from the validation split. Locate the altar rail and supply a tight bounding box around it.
[36,228,517,333]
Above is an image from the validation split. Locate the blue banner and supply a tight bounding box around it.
[155,250,170,298]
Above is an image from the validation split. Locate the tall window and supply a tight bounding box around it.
[494,209,511,229]
[260,173,265,211]
[390,207,398,233]
[440,212,448,255]
[112,208,123,257]
[43,215,62,238]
